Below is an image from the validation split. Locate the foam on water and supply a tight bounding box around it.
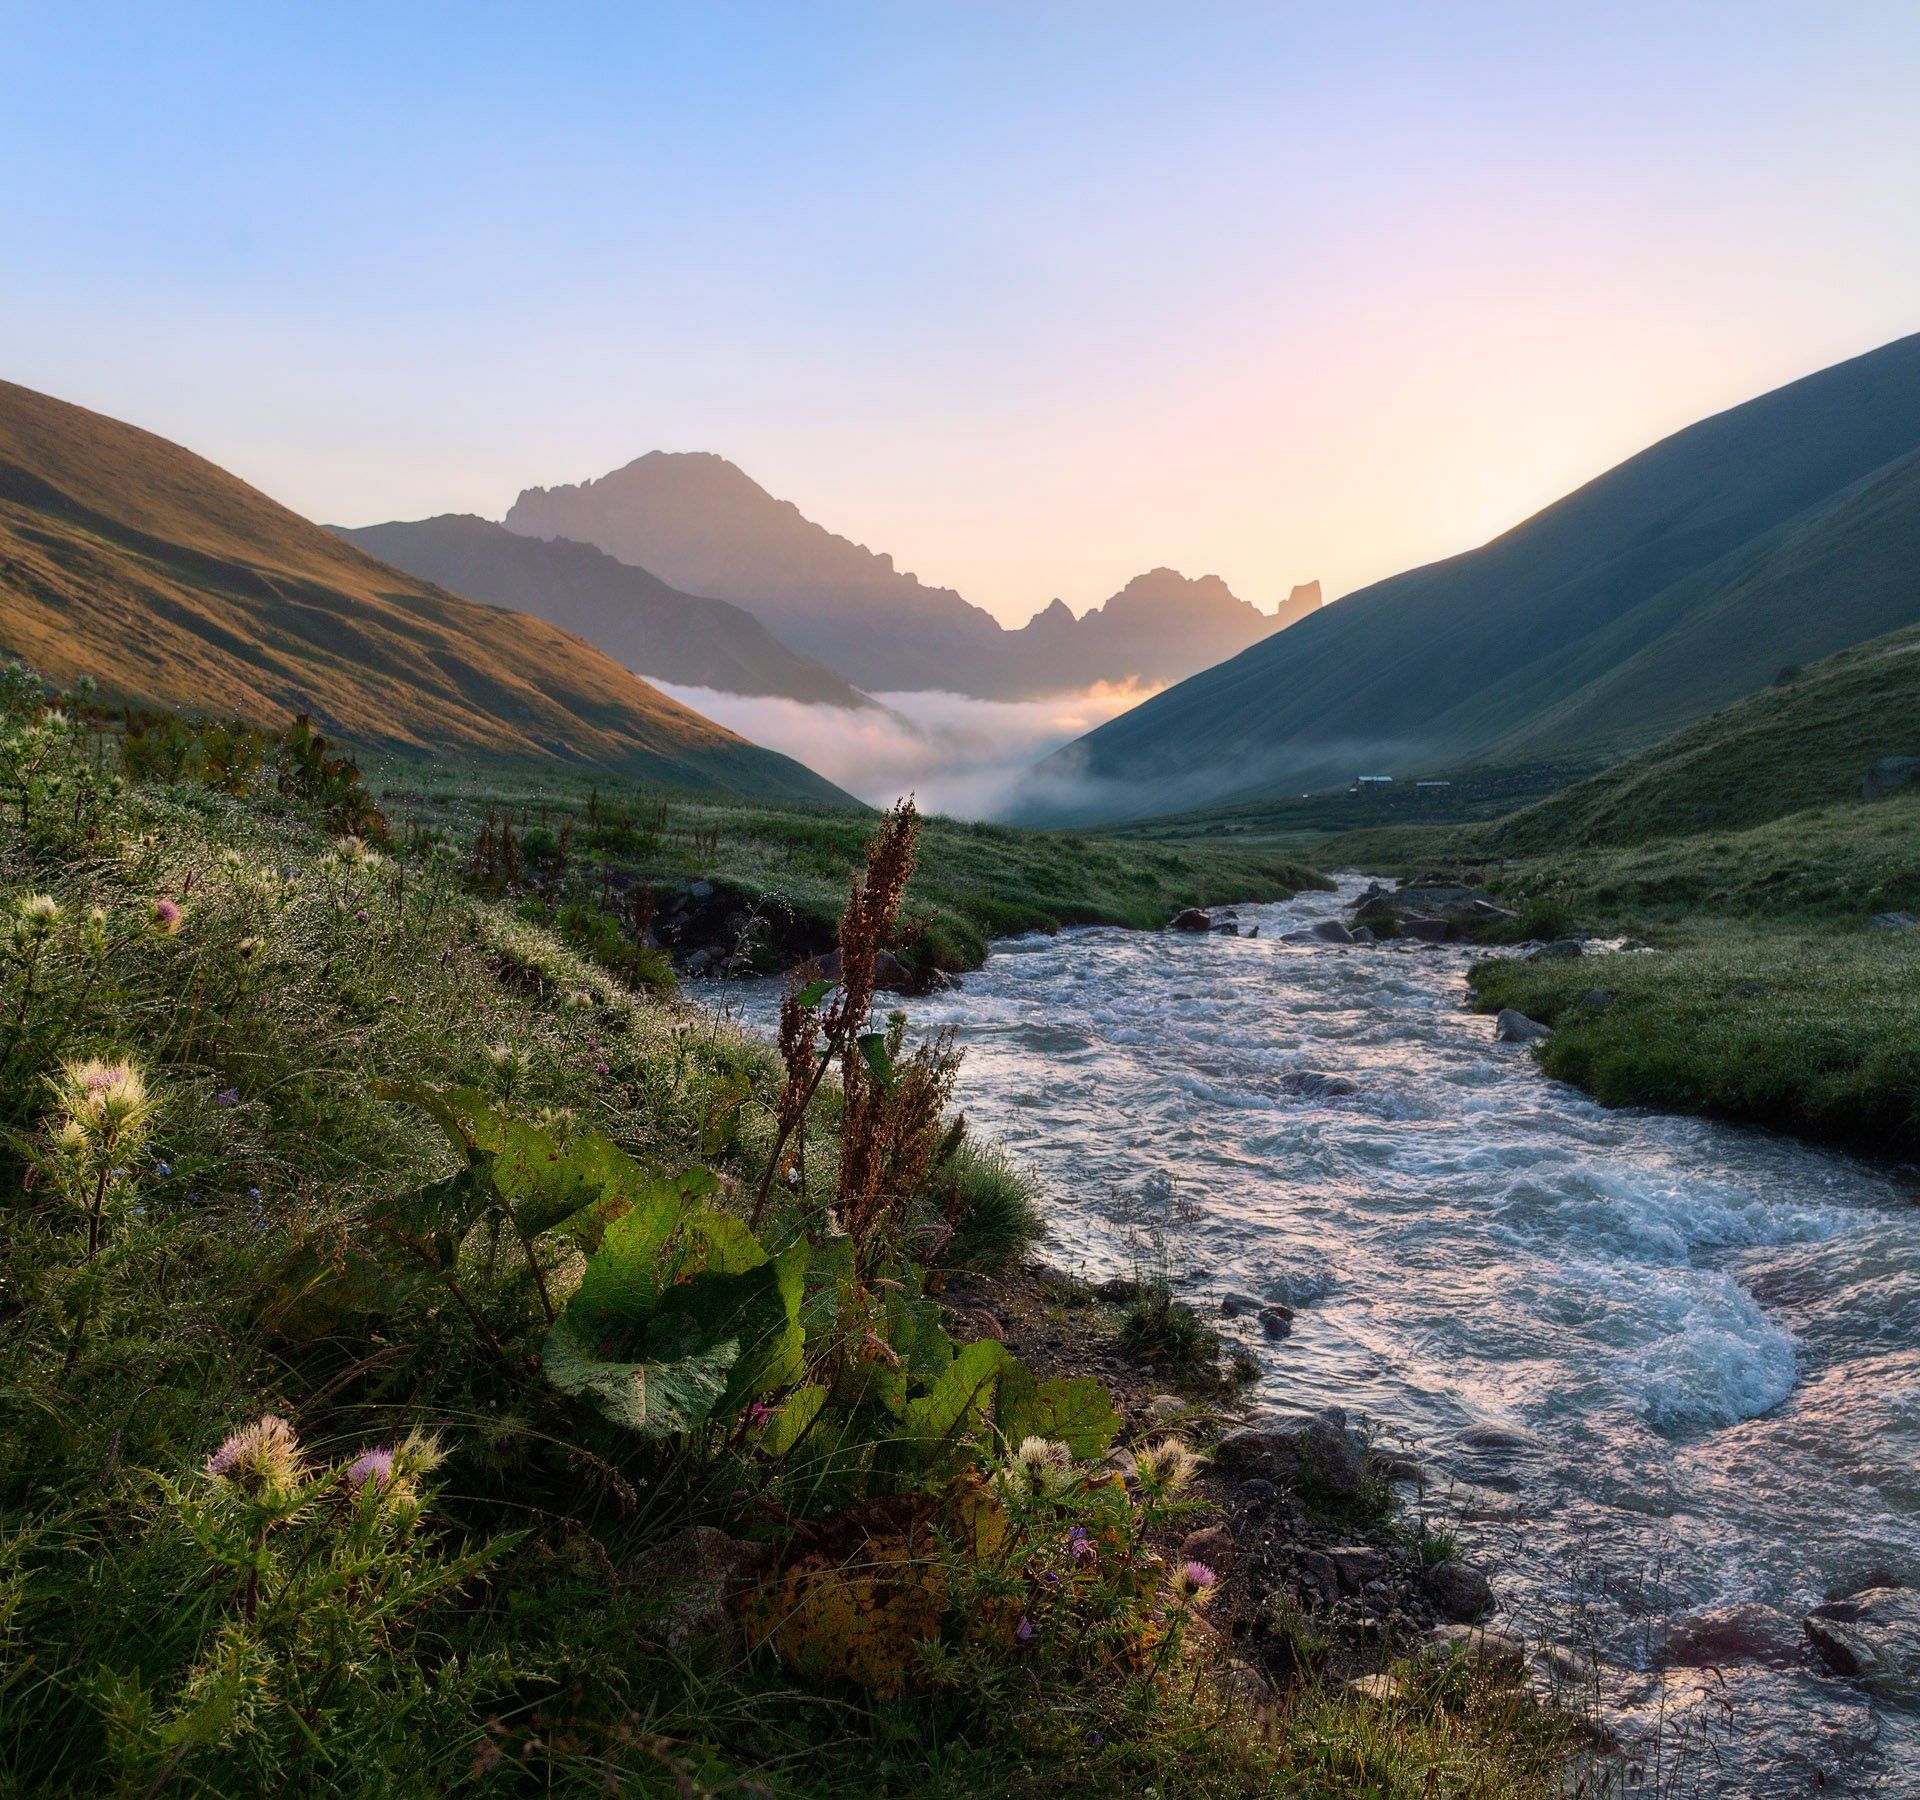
[708,877,1920,1790]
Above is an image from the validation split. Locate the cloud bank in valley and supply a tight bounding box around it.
[650,679,1162,818]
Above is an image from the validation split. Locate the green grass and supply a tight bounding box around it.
[0,698,1565,1798]
[367,752,1331,975]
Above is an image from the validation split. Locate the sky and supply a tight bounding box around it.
[3,1,1917,626]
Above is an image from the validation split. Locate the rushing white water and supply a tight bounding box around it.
[712,878,1920,1794]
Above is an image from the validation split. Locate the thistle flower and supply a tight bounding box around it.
[150,898,184,936]
[1004,1434,1074,1496]
[53,1058,155,1152]
[393,1426,446,1478]
[205,1413,303,1494]
[82,905,109,955]
[336,834,368,863]
[14,892,60,939]
[1173,1559,1217,1604]
[1135,1437,1202,1492]
[236,935,265,961]
[344,1446,395,1488]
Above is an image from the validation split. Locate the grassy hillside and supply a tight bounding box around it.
[0,380,846,803]
[370,755,1332,977]
[0,686,1561,1797]
[1487,611,1920,851]
[1024,331,1920,823]
[337,514,871,708]
[1304,619,1920,1157]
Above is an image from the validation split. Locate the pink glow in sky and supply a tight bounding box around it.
[3,4,1915,624]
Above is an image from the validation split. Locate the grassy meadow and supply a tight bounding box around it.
[366,753,1331,977]
[0,678,1571,1798]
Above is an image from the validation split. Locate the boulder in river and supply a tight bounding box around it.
[1169,907,1212,932]
[1278,1070,1360,1100]
[1496,1009,1552,1045]
[1399,916,1451,943]
[1529,939,1584,960]
[1803,1586,1920,1697]
[1258,1304,1295,1339]
[1304,918,1355,945]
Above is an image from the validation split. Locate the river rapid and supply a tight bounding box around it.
[712,877,1920,1795]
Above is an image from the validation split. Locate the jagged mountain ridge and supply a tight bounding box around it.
[504,452,1308,697]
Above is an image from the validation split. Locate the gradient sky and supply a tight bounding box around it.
[4,2,1917,625]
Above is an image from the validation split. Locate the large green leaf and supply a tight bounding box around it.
[892,1339,1010,1462]
[995,1364,1120,1459]
[543,1234,806,1436]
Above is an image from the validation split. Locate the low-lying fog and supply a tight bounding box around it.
[650,679,1161,818]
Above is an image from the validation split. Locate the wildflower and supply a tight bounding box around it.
[236,935,265,961]
[248,1187,262,1200]
[1004,1434,1074,1496]
[14,892,60,939]
[595,1061,611,1077]
[54,1058,155,1152]
[1067,1524,1096,1564]
[151,898,184,935]
[353,908,369,924]
[336,834,368,863]
[205,1413,303,1494]
[1173,1560,1217,1604]
[215,1087,239,1107]
[155,1160,172,1177]
[1135,1436,1202,1492]
[1015,1616,1035,1644]
[344,1446,395,1488]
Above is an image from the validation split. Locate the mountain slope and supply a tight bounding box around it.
[504,452,1292,697]
[0,381,850,804]
[1022,332,1920,822]
[1489,608,1920,852]
[334,514,869,708]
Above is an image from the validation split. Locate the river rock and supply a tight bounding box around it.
[1803,1586,1920,1696]
[1349,925,1376,944]
[1582,988,1615,1011]
[1179,1524,1237,1570]
[625,1526,770,1657]
[1346,1672,1405,1702]
[1495,1009,1552,1045]
[1212,919,1241,936]
[1426,1559,1495,1622]
[688,878,714,900]
[1258,1304,1295,1339]
[1296,1412,1365,1502]
[1426,1623,1527,1678]
[1400,916,1451,943]
[1530,939,1584,960]
[1861,756,1920,800]
[1305,918,1355,945]
[1169,907,1212,932]
[1278,1070,1359,1100]
[1211,1425,1303,1484]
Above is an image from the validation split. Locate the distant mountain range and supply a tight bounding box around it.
[0,381,850,805]
[334,514,871,708]
[1019,332,1920,824]
[503,452,1308,698]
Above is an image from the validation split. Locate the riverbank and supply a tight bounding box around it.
[0,688,1568,1798]
[368,754,1331,982]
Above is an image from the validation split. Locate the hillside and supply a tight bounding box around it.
[1488,607,1920,851]
[505,452,1293,697]
[1022,332,1920,823]
[335,514,869,707]
[0,381,849,803]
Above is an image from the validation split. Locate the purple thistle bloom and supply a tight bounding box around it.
[1181,1559,1217,1592]
[595,1061,611,1076]
[354,908,369,924]
[1015,1616,1034,1644]
[345,1446,395,1488]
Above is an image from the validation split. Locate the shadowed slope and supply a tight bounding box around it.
[336,514,870,708]
[1023,332,1920,822]
[0,381,851,803]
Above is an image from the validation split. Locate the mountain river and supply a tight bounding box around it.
[710,877,1920,1795]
